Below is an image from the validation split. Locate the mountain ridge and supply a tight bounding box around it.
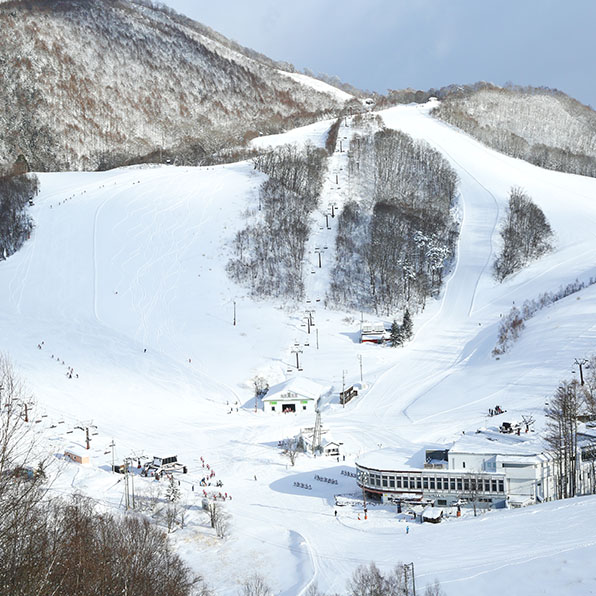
[0,0,348,171]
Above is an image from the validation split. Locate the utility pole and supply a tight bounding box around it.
[574,358,588,385]
[316,328,319,350]
[233,301,236,326]
[342,370,347,408]
[358,354,363,383]
[110,439,115,473]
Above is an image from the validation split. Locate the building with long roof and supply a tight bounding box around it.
[356,427,596,509]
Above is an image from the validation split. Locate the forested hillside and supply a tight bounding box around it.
[0,0,345,171]
[433,84,596,178]
[0,172,38,259]
[227,143,328,299]
[330,115,459,316]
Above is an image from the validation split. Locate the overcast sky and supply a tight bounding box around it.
[160,1,595,108]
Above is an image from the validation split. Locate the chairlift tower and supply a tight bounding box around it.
[312,409,322,455]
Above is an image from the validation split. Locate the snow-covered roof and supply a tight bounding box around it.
[263,377,329,402]
[356,447,424,471]
[422,506,443,519]
[64,445,87,457]
[361,322,385,334]
[449,430,548,457]
[508,494,534,507]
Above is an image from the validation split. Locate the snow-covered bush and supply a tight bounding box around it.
[493,278,596,355]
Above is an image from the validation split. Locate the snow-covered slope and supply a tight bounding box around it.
[2,101,596,594]
[279,71,354,102]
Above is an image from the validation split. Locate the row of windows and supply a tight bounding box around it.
[362,471,504,494]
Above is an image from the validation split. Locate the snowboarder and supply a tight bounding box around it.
[406,526,409,534]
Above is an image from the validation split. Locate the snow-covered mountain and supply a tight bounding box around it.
[2,97,596,594]
[3,4,596,593]
[0,0,349,171]
[432,83,596,177]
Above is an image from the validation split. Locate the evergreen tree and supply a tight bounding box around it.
[165,474,181,503]
[389,319,404,347]
[402,309,413,341]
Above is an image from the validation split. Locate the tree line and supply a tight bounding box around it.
[0,170,38,259]
[433,84,596,178]
[227,142,328,300]
[492,277,594,356]
[545,360,596,500]
[329,127,459,319]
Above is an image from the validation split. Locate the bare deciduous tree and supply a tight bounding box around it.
[281,437,302,466]
[240,573,273,596]
[545,380,582,499]
[208,501,230,539]
[348,561,411,596]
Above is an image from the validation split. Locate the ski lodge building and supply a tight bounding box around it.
[356,428,596,509]
[360,322,387,344]
[262,378,328,414]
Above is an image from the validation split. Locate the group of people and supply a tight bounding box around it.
[198,456,232,501]
[488,405,504,416]
[38,342,79,379]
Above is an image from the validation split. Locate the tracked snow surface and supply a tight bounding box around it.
[2,101,596,594]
